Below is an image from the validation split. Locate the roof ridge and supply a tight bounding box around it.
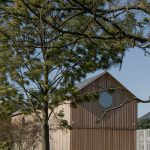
[75,72,108,90]
[75,71,137,99]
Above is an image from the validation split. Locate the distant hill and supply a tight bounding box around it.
[139,112,150,120]
[138,112,150,129]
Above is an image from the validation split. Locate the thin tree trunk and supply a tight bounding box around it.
[41,102,49,150]
[41,35,50,149]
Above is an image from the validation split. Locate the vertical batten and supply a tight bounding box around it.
[50,103,71,150]
[70,72,137,150]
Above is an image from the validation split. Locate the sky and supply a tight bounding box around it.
[88,48,150,117]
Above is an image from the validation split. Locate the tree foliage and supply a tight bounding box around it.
[138,119,150,129]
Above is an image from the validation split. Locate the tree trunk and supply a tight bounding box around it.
[41,102,49,150]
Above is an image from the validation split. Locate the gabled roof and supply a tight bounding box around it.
[75,71,137,98]
[12,72,137,117]
[75,71,106,90]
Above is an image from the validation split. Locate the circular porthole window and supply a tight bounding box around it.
[99,92,112,108]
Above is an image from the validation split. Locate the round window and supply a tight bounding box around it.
[99,92,112,108]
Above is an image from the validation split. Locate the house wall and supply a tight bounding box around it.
[11,114,36,125]
[11,73,137,150]
[11,104,71,150]
[50,103,71,150]
[70,73,137,150]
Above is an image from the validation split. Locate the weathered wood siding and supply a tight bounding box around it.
[50,103,71,150]
[70,73,137,150]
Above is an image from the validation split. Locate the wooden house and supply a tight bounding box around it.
[11,72,137,150]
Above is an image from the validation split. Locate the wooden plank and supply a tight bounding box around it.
[70,73,137,150]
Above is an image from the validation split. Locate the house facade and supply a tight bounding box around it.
[11,72,137,150]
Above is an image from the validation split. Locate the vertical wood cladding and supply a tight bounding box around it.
[70,73,137,150]
[50,103,71,150]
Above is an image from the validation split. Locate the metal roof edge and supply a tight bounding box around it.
[77,71,138,100]
[76,71,108,90]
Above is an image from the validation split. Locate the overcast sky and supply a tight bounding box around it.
[88,47,150,117]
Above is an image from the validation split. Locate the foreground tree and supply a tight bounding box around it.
[11,121,40,150]
[0,117,40,150]
[0,87,24,149]
[0,0,149,150]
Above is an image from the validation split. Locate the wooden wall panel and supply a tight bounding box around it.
[49,103,71,150]
[50,129,70,150]
[70,129,136,150]
[70,73,137,150]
